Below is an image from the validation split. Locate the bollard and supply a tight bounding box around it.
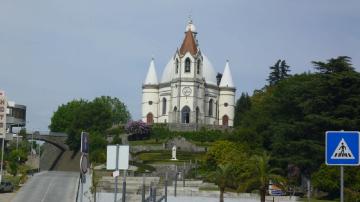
[174,172,177,197]
[165,172,168,202]
[153,187,156,202]
[142,174,145,202]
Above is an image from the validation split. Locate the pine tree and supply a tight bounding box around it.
[267,59,291,86]
[312,56,354,73]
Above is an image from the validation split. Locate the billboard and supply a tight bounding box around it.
[0,90,6,139]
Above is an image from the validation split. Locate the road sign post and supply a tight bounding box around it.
[326,131,360,202]
[106,145,129,202]
[79,131,90,202]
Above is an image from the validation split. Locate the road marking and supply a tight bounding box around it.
[40,177,54,202]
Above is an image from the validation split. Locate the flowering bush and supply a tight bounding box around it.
[125,120,150,140]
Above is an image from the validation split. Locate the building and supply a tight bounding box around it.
[141,20,236,128]
[6,101,26,133]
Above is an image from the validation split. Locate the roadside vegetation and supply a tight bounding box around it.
[48,56,360,201]
[1,137,37,190]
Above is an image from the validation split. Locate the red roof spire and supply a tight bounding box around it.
[179,30,198,56]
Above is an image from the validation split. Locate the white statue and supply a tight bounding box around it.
[171,145,177,160]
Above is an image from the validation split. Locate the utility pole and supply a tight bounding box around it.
[38,143,41,172]
[0,137,4,183]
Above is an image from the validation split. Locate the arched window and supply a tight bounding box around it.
[197,60,201,74]
[181,106,190,123]
[162,98,167,115]
[176,59,179,74]
[209,99,213,117]
[185,58,191,73]
[146,113,154,124]
[222,115,229,126]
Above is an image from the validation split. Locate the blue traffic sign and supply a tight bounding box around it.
[81,132,89,154]
[326,131,360,166]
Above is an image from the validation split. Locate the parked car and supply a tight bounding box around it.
[0,181,14,192]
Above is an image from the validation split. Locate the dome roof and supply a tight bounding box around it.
[160,53,217,85]
[186,22,196,33]
[160,58,174,83]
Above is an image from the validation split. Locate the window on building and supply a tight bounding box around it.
[209,99,213,117]
[162,98,167,115]
[148,101,153,105]
[197,60,201,74]
[185,58,191,73]
[224,103,228,107]
[176,59,179,74]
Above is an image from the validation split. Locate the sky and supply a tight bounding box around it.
[0,0,359,131]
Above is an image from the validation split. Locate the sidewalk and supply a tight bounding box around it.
[0,192,16,202]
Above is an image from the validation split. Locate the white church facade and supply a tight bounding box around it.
[141,21,236,127]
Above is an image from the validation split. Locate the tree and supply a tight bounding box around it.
[312,164,360,200]
[93,96,131,125]
[240,152,285,202]
[312,56,354,74]
[233,92,251,127]
[49,96,130,152]
[267,59,291,86]
[208,164,234,202]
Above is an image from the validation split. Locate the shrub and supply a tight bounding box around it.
[125,120,150,140]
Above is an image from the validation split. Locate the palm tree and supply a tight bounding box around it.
[239,152,285,202]
[208,164,234,202]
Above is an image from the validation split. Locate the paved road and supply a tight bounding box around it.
[12,171,79,202]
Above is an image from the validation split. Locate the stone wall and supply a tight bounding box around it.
[40,142,63,170]
[165,137,205,152]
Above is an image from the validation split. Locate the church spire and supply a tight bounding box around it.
[219,60,235,88]
[144,58,158,85]
[180,20,198,56]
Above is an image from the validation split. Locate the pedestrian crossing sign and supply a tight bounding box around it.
[326,131,360,166]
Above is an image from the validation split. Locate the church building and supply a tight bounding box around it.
[142,20,236,127]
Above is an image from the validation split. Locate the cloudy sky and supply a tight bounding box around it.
[0,0,359,131]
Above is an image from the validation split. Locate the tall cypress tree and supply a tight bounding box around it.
[233,92,251,127]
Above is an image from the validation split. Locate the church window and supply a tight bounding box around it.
[176,59,179,74]
[224,103,228,107]
[162,98,167,115]
[148,101,153,105]
[185,58,191,73]
[197,60,201,74]
[209,99,213,117]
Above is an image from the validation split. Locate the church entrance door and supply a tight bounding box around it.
[147,113,154,124]
[222,115,229,126]
[181,106,190,124]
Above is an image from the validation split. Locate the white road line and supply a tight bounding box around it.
[40,177,54,202]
